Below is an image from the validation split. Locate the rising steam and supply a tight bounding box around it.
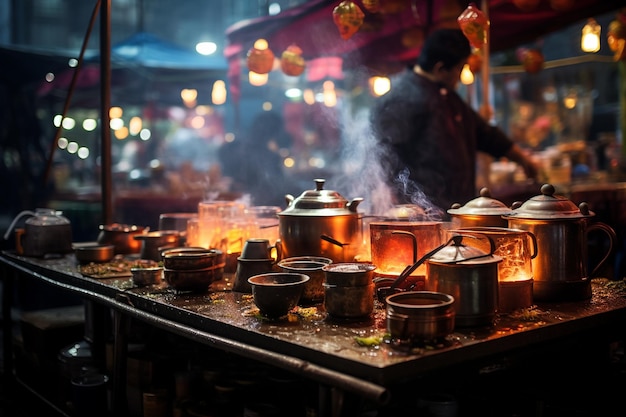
[332,106,444,221]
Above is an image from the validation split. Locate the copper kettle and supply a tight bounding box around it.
[503,184,617,301]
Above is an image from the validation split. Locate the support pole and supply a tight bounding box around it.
[100,0,113,224]
[480,0,491,122]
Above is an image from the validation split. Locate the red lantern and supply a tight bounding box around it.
[379,0,408,14]
[467,51,482,73]
[362,0,380,13]
[280,45,306,76]
[457,3,489,49]
[522,49,544,73]
[512,0,541,12]
[247,39,275,74]
[333,1,365,40]
[549,0,575,12]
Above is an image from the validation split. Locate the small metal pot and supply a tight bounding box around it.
[386,291,455,342]
[97,223,148,255]
[425,235,501,328]
[277,179,363,263]
[134,230,181,261]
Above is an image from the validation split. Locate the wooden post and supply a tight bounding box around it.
[100,0,112,224]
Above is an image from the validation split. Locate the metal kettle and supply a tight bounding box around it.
[277,179,363,263]
[503,183,617,301]
[4,208,73,257]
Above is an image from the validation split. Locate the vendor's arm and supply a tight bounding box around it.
[505,143,539,181]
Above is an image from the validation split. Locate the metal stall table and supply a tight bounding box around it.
[2,251,626,416]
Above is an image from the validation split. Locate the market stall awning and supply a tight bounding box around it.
[225,0,626,75]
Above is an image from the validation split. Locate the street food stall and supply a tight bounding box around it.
[4,1,626,416]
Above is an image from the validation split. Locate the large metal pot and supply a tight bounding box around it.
[425,235,502,328]
[503,183,617,301]
[277,179,363,263]
[447,187,511,228]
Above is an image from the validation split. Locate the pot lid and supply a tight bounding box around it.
[447,188,511,217]
[427,235,502,265]
[280,179,363,215]
[504,184,595,220]
[25,208,71,226]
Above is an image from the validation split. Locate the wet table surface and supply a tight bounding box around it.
[2,251,626,400]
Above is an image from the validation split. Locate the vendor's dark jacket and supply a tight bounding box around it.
[370,69,514,211]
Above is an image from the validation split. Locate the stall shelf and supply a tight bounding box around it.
[2,250,626,416]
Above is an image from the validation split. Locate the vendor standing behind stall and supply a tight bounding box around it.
[370,28,538,213]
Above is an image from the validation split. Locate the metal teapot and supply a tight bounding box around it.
[3,208,73,257]
[503,184,617,301]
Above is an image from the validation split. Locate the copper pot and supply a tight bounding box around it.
[386,291,455,343]
[97,223,148,255]
[277,179,363,263]
[503,183,617,301]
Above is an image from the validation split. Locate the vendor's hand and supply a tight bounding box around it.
[505,144,539,181]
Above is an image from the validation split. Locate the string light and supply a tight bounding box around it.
[460,64,474,85]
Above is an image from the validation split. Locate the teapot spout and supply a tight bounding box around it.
[3,210,36,240]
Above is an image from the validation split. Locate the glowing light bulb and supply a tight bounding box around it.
[581,18,601,53]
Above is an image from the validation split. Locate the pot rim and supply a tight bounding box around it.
[386,291,454,309]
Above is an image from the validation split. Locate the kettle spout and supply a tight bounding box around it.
[285,194,295,207]
[346,197,364,212]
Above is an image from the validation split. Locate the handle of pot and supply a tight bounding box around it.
[3,210,36,240]
[588,222,617,278]
[391,230,417,263]
[524,230,539,260]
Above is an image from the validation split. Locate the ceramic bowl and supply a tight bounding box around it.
[247,273,309,318]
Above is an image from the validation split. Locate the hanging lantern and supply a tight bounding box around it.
[608,17,626,61]
[379,0,409,14]
[332,0,365,40]
[549,0,575,12]
[521,49,544,73]
[280,45,306,76]
[467,51,482,73]
[247,39,275,74]
[362,0,380,13]
[457,3,489,49]
[512,0,541,12]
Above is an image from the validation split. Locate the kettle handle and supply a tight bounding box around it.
[588,222,617,278]
[3,210,36,240]
[523,230,539,260]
